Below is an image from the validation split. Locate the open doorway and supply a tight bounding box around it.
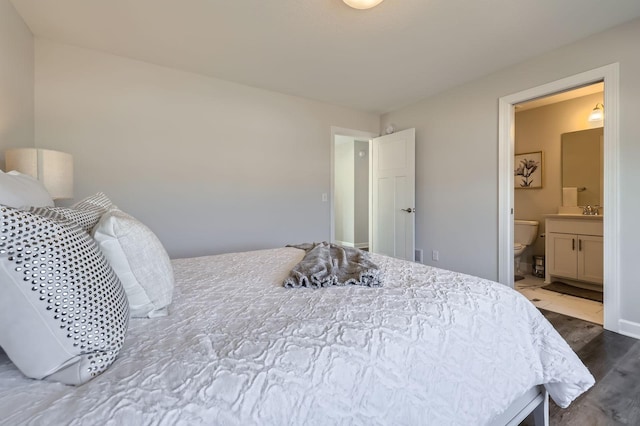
[330,126,416,261]
[498,63,620,333]
[330,127,377,249]
[512,82,604,325]
[333,135,370,250]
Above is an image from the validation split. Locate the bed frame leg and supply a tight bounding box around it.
[532,390,549,426]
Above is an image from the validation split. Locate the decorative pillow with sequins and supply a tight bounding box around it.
[30,192,114,233]
[0,205,129,385]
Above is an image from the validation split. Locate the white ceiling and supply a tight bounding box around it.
[11,0,640,114]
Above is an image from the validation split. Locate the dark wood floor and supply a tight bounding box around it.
[521,309,640,425]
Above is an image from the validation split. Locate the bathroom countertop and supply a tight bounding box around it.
[544,214,603,220]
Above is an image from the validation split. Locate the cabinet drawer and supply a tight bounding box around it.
[546,218,603,236]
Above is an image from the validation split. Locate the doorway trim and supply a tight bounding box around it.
[497,63,620,333]
[330,126,378,244]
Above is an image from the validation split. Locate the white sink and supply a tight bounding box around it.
[557,206,583,215]
[556,206,602,216]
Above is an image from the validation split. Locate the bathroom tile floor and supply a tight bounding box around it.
[515,275,603,325]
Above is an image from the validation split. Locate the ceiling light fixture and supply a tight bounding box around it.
[343,0,385,10]
[588,103,604,122]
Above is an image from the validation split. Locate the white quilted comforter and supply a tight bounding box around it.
[0,248,594,425]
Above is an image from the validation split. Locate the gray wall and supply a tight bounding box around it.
[0,0,34,166]
[381,18,640,325]
[10,3,640,327]
[34,39,379,258]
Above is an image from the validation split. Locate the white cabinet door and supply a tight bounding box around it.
[548,232,577,279]
[578,235,604,284]
[548,232,604,284]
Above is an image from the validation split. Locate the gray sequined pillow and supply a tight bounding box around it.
[29,192,114,232]
[0,205,129,385]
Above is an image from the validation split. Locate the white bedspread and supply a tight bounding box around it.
[0,248,594,425]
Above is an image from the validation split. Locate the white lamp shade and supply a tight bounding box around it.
[5,148,74,200]
[588,103,604,122]
[343,0,384,9]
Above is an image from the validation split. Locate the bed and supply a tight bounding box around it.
[0,246,594,425]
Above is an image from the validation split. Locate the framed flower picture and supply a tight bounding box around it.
[514,151,542,189]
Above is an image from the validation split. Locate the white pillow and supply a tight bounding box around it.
[0,205,129,385]
[92,207,174,318]
[0,170,54,207]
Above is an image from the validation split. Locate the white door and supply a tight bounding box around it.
[371,128,415,260]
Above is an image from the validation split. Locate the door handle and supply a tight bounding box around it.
[572,238,575,251]
[579,239,582,251]
[401,208,415,213]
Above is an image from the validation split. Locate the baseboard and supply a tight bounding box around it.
[618,320,640,340]
[335,241,369,249]
[334,240,354,248]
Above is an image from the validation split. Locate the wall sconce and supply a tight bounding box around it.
[343,0,384,9]
[588,103,604,122]
[5,148,74,200]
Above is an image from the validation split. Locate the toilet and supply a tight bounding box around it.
[514,220,539,276]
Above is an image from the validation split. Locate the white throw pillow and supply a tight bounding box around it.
[0,170,54,207]
[0,205,129,385]
[92,207,174,318]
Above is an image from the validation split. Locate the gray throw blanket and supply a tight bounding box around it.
[284,242,382,288]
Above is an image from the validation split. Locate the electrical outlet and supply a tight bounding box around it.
[432,250,439,261]
[415,249,424,263]
[321,193,328,202]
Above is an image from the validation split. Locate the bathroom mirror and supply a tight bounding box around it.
[561,128,603,207]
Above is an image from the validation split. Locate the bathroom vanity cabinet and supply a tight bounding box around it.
[545,215,603,286]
